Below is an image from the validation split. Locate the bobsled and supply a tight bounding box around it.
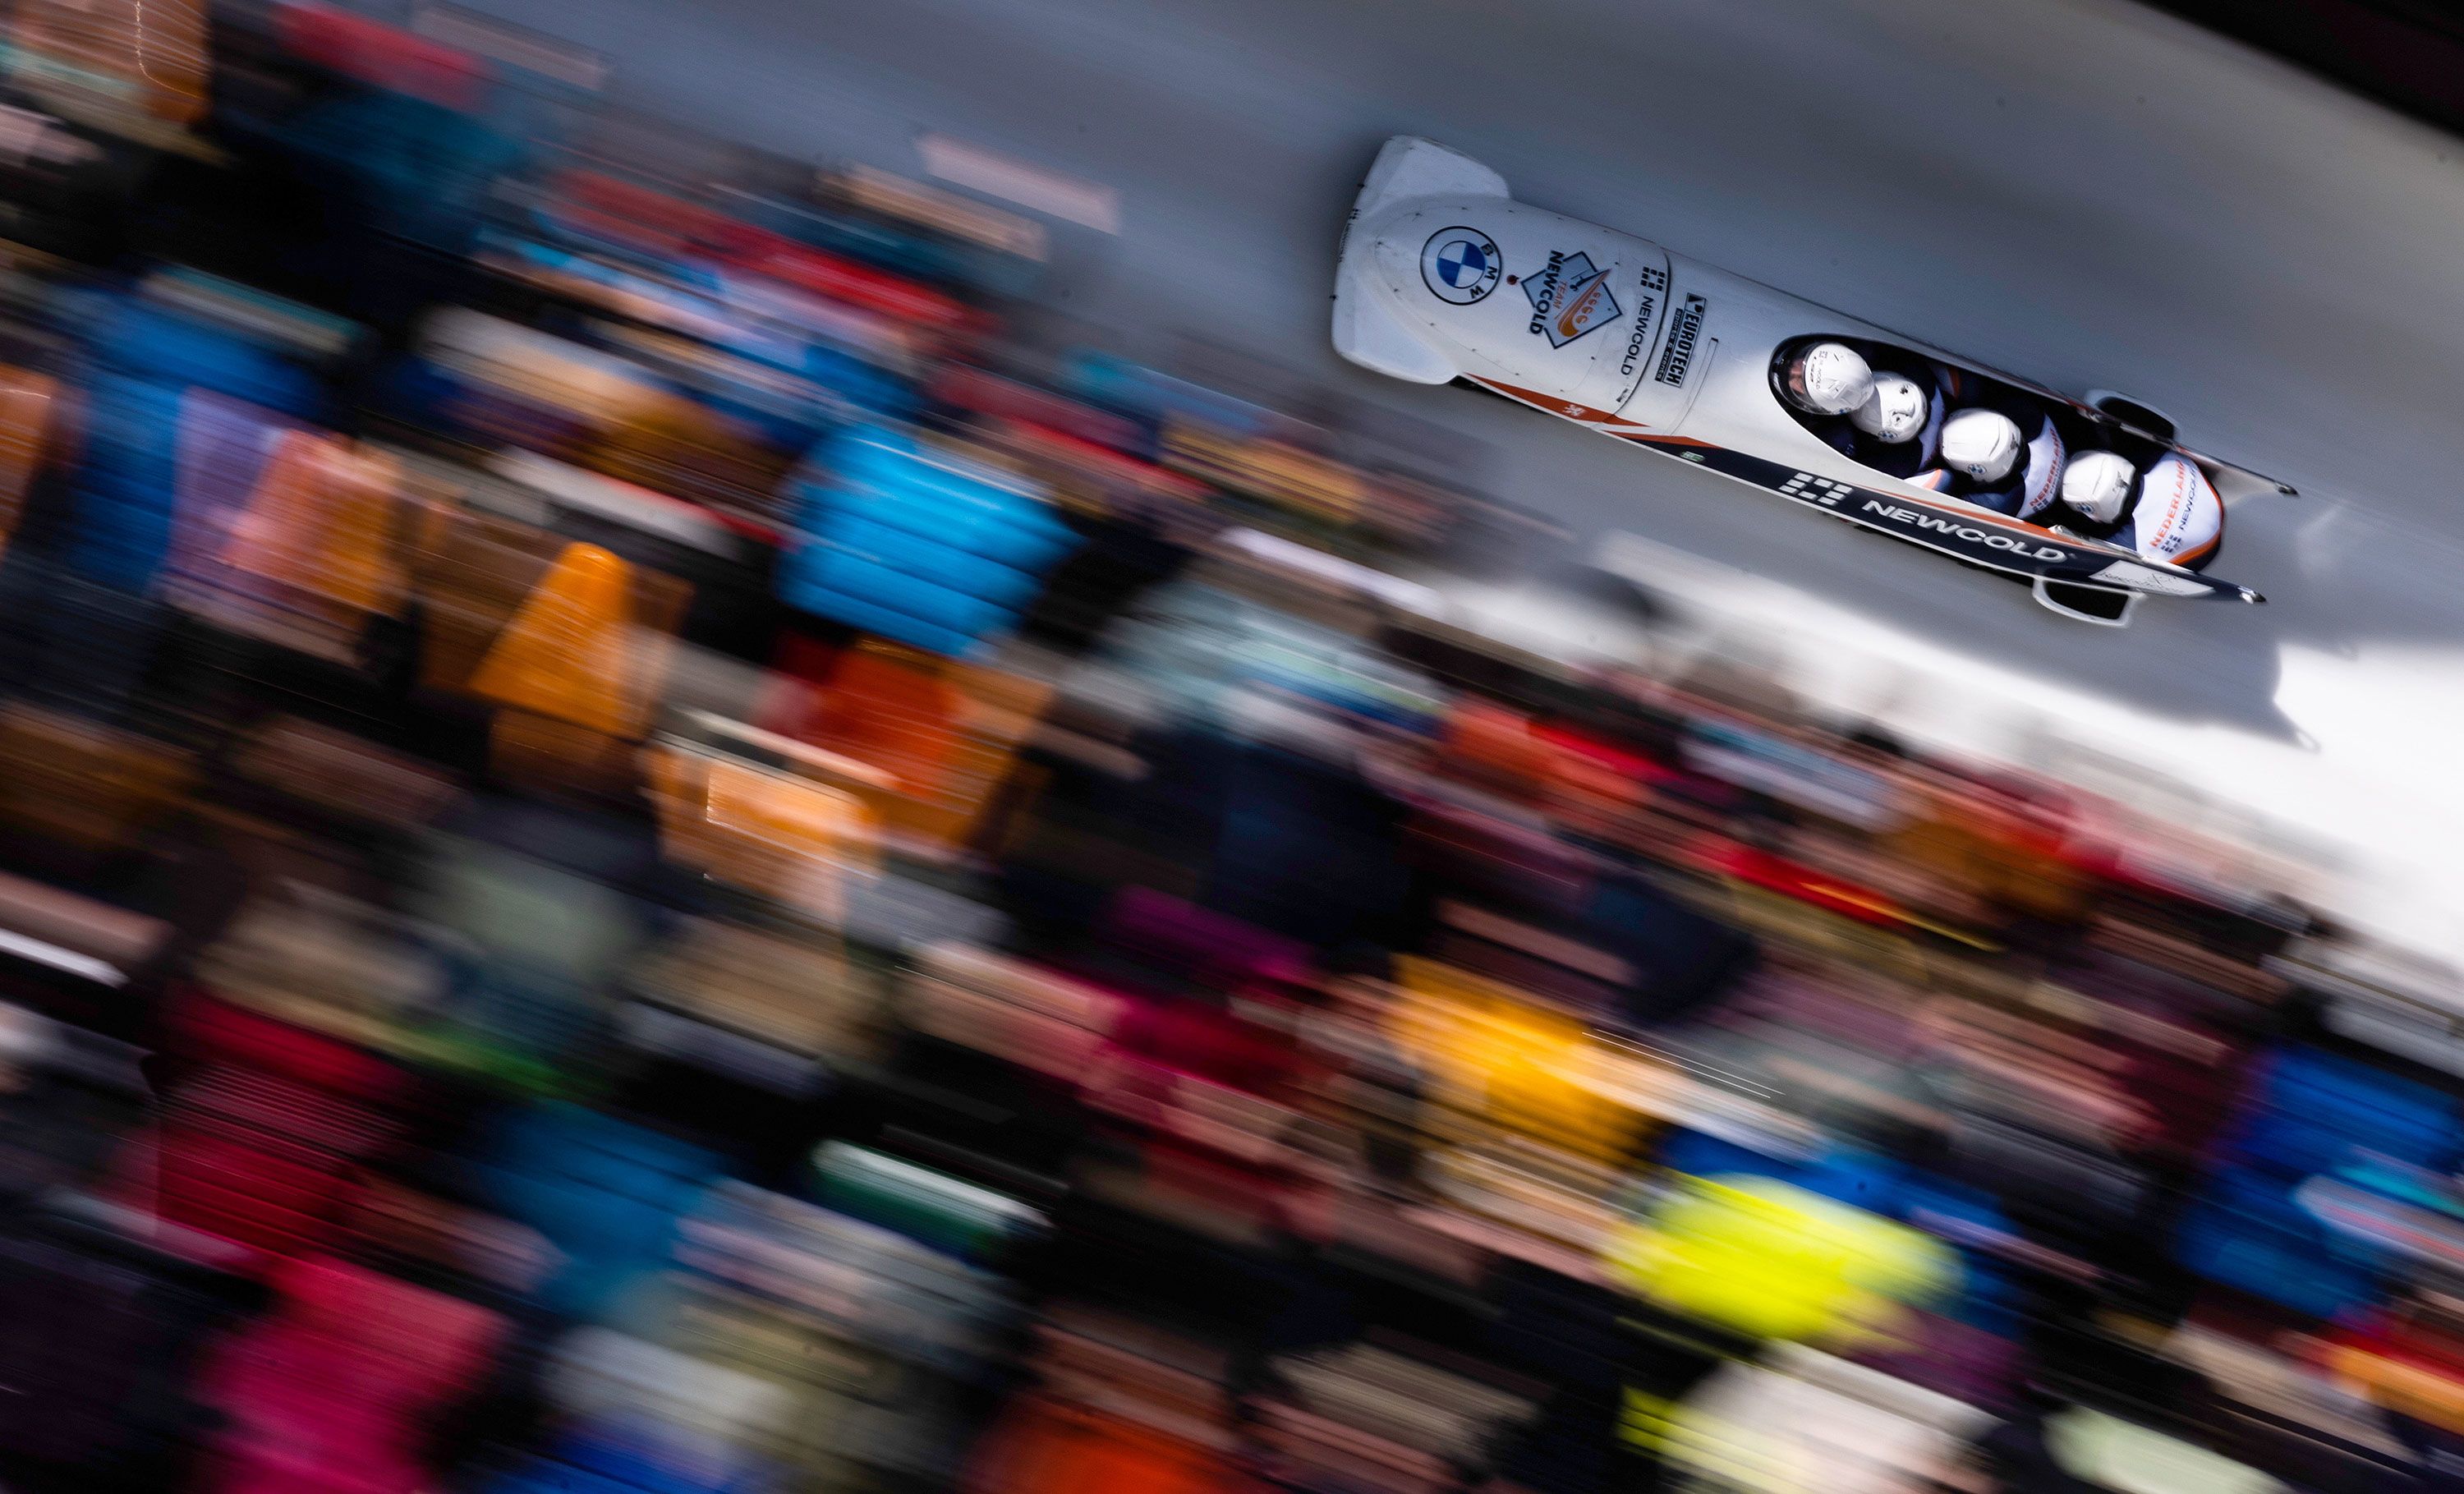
[1332,136,2293,625]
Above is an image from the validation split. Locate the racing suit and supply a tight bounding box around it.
[2116,452,2224,571]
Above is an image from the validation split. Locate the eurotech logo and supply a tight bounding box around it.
[1420,228,1502,305]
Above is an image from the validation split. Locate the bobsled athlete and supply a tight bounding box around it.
[1780,341,1873,417]
[1840,370,1943,479]
[2059,448,2223,570]
[1922,402,2063,520]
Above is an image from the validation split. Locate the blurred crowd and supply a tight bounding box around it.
[0,4,2457,1493]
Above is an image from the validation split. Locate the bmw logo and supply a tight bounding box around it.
[1421,228,1502,305]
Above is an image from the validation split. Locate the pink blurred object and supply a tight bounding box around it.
[198,1255,503,1494]
[133,992,410,1265]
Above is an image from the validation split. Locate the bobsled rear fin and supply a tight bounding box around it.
[2194,453,2299,504]
[1352,136,1509,216]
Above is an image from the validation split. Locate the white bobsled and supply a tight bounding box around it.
[1331,136,2293,625]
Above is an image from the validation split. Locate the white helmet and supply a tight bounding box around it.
[1939,407,2022,483]
[1850,375,1928,444]
[1784,342,1874,416]
[2061,450,2137,525]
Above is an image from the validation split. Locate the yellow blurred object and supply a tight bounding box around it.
[469,542,646,737]
[405,501,692,700]
[1602,1174,1956,1346]
[1387,956,1653,1163]
[218,433,408,616]
[9,0,209,125]
[1620,1386,1678,1455]
[2324,1343,2464,1438]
